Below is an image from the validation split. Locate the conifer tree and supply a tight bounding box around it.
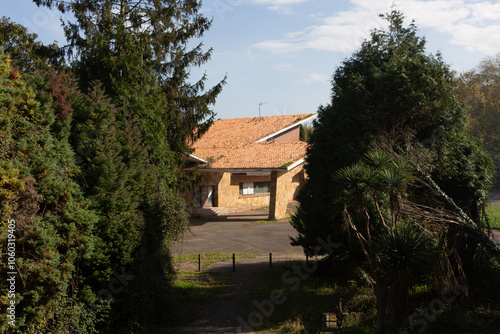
[291,10,494,255]
[31,0,226,330]
[0,54,98,333]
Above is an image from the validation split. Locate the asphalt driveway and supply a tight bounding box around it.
[173,206,301,256]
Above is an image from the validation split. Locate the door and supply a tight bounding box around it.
[201,186,214,208]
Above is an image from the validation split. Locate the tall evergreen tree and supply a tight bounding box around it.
[31,0,226,331]
[291,10,494,255]
[34,0,225,165]
[0,54,98,333]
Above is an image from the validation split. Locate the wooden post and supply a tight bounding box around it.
[198,254,201,272]
[232,253,235,272]
[269,253,272,269]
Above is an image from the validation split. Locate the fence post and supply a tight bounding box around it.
[198,254,201,272]
[232,253,235,272]
[269,253,272,269]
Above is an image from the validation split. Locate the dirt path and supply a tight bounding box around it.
[177,254,304,334]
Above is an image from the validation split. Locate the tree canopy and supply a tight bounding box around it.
[457,54,500,183]
[1,1,224,332]
[291,10,493,254]
[290,10,496,332]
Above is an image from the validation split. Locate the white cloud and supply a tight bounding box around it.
[251,0,308,5]
[253,0,500,56]
[275,63,329,84]
[249,0,310,14]
[294,72,329,84]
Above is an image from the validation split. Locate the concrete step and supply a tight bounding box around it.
[192,207,235,218]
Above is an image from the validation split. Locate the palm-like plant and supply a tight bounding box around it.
[334,150,436,333]
[376,222,437,323]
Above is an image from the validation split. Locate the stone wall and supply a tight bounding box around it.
[269,165,304,219]
[220,173,271,209]
[191,165,305,218]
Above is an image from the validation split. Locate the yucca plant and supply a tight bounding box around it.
[376,222,437,324]
[334,150,436,333]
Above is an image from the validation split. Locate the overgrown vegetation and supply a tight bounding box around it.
[173,256,500,334]
[457,55,500,182]
[291,10,498,333]
[0,0,224,332]
[2,3,500,333]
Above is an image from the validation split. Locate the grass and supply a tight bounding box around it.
[172,255,500,334]
[253,217,287,225]
[171,269,226,327]
[486,205,500,229]
[174,252,256,269]
[235,260,378,334]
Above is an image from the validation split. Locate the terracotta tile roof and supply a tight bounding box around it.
[196,142,308,169]
[192,114,312,169]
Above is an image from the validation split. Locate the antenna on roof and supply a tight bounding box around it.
[258,101,269,117]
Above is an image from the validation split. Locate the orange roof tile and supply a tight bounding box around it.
[192,114,313,170]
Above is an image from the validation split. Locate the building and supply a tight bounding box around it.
[186,113,316,220]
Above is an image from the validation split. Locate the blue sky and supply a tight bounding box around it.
[3,0,500,120]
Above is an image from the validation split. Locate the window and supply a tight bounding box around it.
[239,181,270,195]
[254,181,269,194]
[240,182,254,195]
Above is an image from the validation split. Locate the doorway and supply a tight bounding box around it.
[194,185,215,208]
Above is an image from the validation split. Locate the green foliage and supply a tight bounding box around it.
[299,123,314,142]
[22,1,226,331]
[377,223,437,283]
[0,17,65,73]
[291,9,491,254]
[290,10,496,332]
[333,150,439,332]
[432,134,495,222]
[457,54,500,181]
[0,162,24,218]
[376,223,437,324]
[49,0,226,165]
[0,54,98,333]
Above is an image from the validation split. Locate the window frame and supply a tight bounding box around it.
[239,181,270,196]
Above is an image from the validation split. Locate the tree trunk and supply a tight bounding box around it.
[375,280,389,334]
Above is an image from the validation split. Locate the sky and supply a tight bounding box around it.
[2,0,500,120]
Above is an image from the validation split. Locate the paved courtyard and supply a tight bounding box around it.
[173,205,302,256]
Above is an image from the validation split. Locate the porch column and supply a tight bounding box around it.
[268,171,278,220]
